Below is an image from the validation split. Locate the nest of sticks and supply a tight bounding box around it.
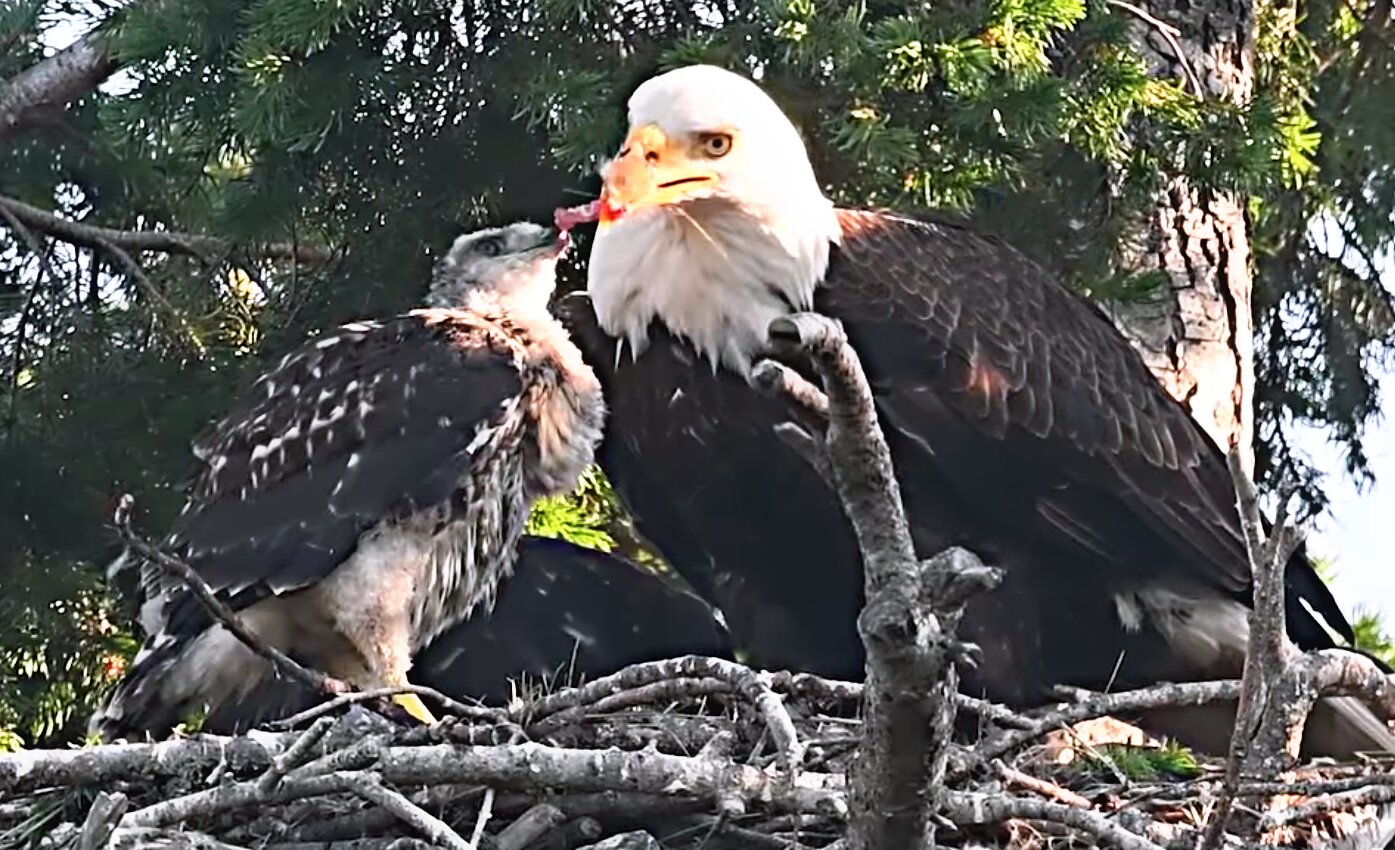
[4,657,1395,850]
[5,314,1395,850]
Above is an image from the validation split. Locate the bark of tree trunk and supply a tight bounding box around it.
[1107,0,1257,474]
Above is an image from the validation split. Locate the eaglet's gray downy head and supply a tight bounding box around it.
[428,221,569,310]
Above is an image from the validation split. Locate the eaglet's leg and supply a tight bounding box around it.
[303,541,438,726]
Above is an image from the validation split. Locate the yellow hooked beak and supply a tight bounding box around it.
[598,124,722,227]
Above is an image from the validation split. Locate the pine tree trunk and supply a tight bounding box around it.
[1107,0,1257,473]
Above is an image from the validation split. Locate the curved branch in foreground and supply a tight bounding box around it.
[0,194,330,265]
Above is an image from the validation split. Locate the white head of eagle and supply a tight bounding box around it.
[93,221,605,740]
[585,64,841,374]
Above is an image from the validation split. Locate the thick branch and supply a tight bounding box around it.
[764,313,988,850]
[376,743,845,815]
[0,31,117,143]
[0,194,329,264]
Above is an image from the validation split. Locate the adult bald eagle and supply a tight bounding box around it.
[93,222,605,740]
[557,64,1395,756]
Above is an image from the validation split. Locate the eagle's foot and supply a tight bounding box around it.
[318,676,354,697]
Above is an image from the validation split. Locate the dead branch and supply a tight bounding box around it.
[0,194,329,264]
[376,743,845,814]
[494,803,567,850]
[470,787,495,848]
[1224,441,1297,779]
[762,313,1000,850]
[258,717,337,793]
[943,791,1166,850]
[0,730,290,794]
[107,827,250,849]
[269,684,514,732]
[344,772,476,850]
[992,760,1091,809]
[78,791,128,850]
[961,679,1244,773]
[520,655,803,772]
[1258,783,1395,831]
[10,653,1395,850]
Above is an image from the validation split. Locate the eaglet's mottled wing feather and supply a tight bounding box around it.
[144,309,524,638]
[822,209,1348,645]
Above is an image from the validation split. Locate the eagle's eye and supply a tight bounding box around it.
[476,237,504,257]
[698,132,733,158]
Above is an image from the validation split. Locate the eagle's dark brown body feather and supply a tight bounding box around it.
[566,209,1387,755]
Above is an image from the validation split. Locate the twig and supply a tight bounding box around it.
[78,791,128,850]
[1103,0,1207,97]
[493,803,566,850]
[268,685,514,732]
[763,313,996,850]
[962,679,1243,772]
[522,655,803,772]
[107,827,250,849]
[121,771,362,828]
[470,787,495,848]
[944,791,1166,850]
[0,194,329,264]
[586,677,731,715]
[992,760,1092,809]
[94,236,207,356]
[286,735,385,780]
[112,496,343,700]
[761,671,863,706]
[258,717,337,793]
[1258,783,1395,830]
[345,773,476,850]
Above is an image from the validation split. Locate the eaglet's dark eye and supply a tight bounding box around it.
[476,237,504,257]
[699,133,733,158]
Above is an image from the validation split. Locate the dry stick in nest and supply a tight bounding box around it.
[758,313,1002,850]
[521,655,804,772]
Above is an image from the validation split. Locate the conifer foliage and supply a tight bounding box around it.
[0,0,1391,747]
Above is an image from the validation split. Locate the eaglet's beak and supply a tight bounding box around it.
[599,123,720,226]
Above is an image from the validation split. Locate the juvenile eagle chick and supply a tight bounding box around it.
[93,222,604,740]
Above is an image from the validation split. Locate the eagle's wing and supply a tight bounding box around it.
[139,309,524,638]
[414,536,734,703]
[823,209,1348,645]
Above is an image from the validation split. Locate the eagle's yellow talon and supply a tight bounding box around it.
[392,692,438,726]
